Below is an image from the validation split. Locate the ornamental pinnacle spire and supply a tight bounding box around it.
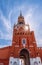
[18,11,25,24]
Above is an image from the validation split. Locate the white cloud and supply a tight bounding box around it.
[0,10,12,32]
[25,7,36,31]
[0,10,12,40]
[37,38,42,47]
[0,30,3,39]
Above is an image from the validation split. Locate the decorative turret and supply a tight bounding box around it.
[18,12,25,24]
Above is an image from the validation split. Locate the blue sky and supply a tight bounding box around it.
[0,0,42,47]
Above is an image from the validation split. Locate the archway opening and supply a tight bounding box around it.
[20,49,30,65]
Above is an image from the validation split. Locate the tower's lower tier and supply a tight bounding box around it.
[9,57,42,65]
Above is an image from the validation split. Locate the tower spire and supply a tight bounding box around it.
[20,11,22,16]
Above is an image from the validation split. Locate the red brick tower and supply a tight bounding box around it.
[12,12,38,65]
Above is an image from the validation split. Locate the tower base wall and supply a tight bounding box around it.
[9,57,42,65]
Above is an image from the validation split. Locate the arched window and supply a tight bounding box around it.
[13,61,17,65]
[22,38,26,45]
[34,62,38,65]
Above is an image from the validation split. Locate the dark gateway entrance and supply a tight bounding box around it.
[20,49,30,65]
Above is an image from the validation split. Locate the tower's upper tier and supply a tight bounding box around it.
[18,12,25,24]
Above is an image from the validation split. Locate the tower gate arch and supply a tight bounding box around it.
[19,49,30,65]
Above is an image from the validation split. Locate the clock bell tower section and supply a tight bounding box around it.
[12,12,37,58]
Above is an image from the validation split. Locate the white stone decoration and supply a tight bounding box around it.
[9,57,42,65]
[30,57,42,65]
[9,57,24,65]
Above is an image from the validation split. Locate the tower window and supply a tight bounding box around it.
[22,38,26,45]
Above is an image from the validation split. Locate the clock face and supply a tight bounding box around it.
[22,38,26,45]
